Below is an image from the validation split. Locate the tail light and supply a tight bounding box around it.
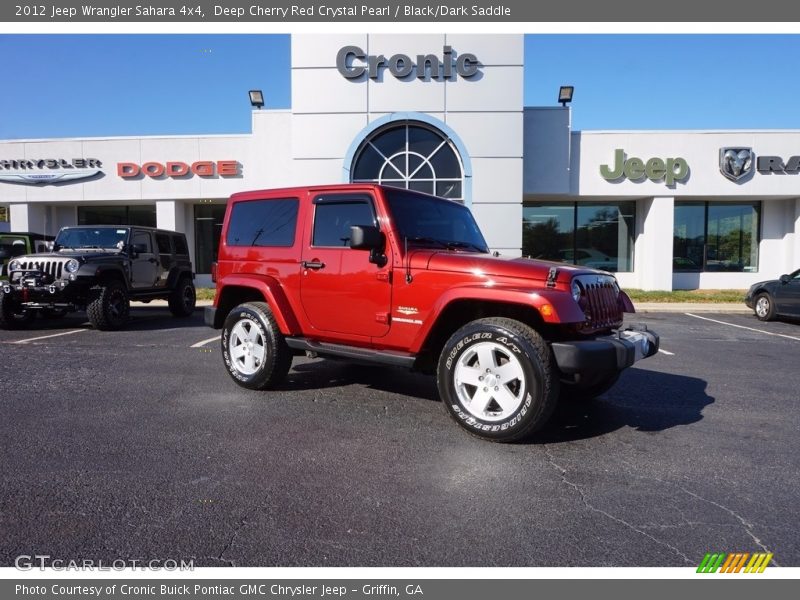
[211,261,217,284]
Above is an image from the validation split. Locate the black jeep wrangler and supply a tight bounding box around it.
[0,225,196,330]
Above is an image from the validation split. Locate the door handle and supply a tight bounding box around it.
[302,260,326,270]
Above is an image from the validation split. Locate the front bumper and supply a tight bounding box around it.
[2,276,81,307]
[204,305,217,328]
[744,290,755,309]
[551,326,660,380]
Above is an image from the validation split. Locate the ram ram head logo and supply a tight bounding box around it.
[719,148,753,182]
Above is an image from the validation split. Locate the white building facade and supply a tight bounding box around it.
[1,34,798,289]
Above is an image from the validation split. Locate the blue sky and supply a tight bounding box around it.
[1,33,799,139]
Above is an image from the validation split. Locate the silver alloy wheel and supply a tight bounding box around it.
[756,296,770,318]
[453,341,527,422]
[229,318,267,376]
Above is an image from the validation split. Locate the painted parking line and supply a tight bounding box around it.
[9,329,89,344]
[658,348,675,356]
[685,313,800,342]
[190,335,220,348]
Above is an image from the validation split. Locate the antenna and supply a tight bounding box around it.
[405,236,413,284]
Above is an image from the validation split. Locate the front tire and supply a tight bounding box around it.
[168,276,196,317]
[221,302,292,390]
[0,290,35,330]
[87,281,130,330]
[437,317,559,442]
[754,292,776,321]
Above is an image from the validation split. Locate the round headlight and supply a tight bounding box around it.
[8,259,21,272]
[571,280,582,302]
[65,259,80,273]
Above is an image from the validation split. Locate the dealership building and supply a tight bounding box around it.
[1,34,799,289]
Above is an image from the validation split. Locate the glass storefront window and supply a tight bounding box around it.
[194,204,226,274]
[673,202,760,272]
[523,202,635,272]
[78,205,156,227]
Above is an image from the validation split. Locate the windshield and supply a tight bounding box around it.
[55,228,128,250]
[383,189,489,253]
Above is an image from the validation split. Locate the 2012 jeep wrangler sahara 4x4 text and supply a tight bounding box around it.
[205,184,659,442]
[1,225,196,330]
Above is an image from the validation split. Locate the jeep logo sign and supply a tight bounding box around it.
[336,45,480,80]
[600,149,689,186]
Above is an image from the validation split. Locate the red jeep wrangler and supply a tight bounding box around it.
[206,184,658,442]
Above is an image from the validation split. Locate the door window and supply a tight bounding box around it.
[132,231,153,253]
[312,200,376,248]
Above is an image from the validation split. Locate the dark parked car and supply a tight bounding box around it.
[745,269,800,321]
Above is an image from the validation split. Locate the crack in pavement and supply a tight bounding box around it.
[216,506,264,566]
[543,447,692,565]
[678,486,779,566]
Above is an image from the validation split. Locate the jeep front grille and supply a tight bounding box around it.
[582,279,622,329]
[16,258,65,280]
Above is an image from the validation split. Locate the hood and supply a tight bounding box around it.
[16,250,124,262]
[413,251,610,284]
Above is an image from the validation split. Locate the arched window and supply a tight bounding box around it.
[350,121,464,201]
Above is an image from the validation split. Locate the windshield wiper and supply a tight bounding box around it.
[406,236,450,248]
[407,237,486,252]
[442,241,487,253]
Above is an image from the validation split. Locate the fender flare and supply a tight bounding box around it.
[92,265,129,288]
[409,284,586,353]
[216,273,301,334]
[166,267,193,289]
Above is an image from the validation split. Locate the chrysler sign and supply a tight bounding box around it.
[0,158,102,185]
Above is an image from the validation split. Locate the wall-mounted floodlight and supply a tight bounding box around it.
[558,86,574,107]
[249,90,265,109]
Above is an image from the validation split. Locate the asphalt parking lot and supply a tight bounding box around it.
[0,306,798,567]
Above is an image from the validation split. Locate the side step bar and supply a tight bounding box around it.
[285,337,416,369]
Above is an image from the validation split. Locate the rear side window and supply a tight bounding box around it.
[172,235,189,255]
[156,233,172,254]
[226,198,299,247]
[312,200,376,247]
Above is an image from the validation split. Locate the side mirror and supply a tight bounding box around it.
[349,225,383,250]
[779,274,791,284]
[350,225,387,267]
[131,243,147,257]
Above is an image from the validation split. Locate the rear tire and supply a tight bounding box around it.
[437,317,559,442]
[87,281,130,331]
[168,276,196,317]
[0,289,35,330]
[221,302,292,390]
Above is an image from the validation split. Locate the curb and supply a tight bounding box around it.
[633,303,751,314]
